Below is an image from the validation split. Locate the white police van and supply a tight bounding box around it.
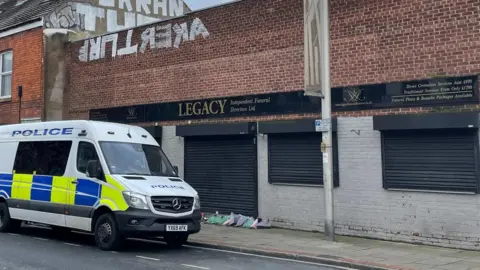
[0,120,201,250]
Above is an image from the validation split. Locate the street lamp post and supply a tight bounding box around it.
[319,0,334,242]
[304,0,335,241]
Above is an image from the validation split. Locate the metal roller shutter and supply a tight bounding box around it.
[184,135,257,216]
[268,133,339,186]
[382,129,479,193]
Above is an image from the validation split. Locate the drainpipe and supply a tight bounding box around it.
[17,85,22,123]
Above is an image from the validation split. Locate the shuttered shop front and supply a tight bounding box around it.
[268,133,339,186]
[382,129,479,193]
[184,135,257,216]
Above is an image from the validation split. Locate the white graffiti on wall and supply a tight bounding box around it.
[45,4,80,29]
[78,17,209,62]
[45,0,185,34]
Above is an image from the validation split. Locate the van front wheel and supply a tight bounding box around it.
[0,202,21,233]
[94,213,124,251]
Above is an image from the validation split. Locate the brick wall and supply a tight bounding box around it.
[0,28,44,124]
[66,0,303,121]
[66,0,480,122]
[330,0,480,85]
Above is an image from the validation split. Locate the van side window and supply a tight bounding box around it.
[77,141,100,174]
[13,142,37,174]
[13,141,72,176]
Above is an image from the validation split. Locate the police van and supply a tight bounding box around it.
[0,120,201,250]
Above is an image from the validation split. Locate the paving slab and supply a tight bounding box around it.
[414,257,463,266]
[397,263,435,270]
[435,261,480,270]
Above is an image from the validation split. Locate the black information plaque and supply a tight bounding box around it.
[89,91,322,123]
[331,75,478,111]
[90,75,479,123]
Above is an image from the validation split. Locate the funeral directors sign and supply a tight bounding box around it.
[331,75,478,111]
[89,91,322,123]
[90,75,478,123]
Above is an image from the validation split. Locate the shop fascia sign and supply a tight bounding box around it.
[78,17,209,62]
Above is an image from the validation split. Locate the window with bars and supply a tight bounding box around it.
[0,51,12,98]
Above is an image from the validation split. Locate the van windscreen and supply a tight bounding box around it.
[99,141,177,177]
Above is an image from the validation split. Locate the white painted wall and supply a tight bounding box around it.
[258,116,480,250]
[257,134,325,231]
[334,117,480,250]
[159,118,480,249]
[160,126,184,178]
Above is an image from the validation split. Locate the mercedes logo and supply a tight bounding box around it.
[172,198,182,210]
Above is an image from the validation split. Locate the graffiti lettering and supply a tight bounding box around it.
[172,22,188,48]
[117,30,138,56]
[44,0,185,35]
[79,17,209,62]
[45,4,78,29]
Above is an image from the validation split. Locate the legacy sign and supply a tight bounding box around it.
[89,91,322,123]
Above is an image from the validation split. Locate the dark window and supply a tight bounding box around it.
[268,132,339,186]
[13,141,72,176]
[382,129,478,193]
[99,141,177,177]
[13,142,37,175]
[77,141,100,174]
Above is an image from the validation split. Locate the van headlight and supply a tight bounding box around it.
[122,191,149,210]
[194,194,201,210]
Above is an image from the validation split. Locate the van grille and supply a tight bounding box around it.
[150,196,194,213]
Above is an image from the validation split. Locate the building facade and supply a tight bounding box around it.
[0,28,44,124]
[0,0,65,124]
[65,0,480,250]
[0,0,192,124]
[43,0,191,121]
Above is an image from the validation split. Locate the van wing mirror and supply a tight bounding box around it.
[86,160,103,179]
[173,165,179,174]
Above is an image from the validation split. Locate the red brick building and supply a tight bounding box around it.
[65,0,480,250]
[67,0,306,122]
[0,0,69,125]
[67,0,480,120]
[0,22,44,124]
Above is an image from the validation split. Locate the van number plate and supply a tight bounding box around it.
[166,225,188,231]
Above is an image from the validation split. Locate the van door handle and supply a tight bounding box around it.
[71,180,78,184]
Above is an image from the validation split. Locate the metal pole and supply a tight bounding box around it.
[17,86,23,124]
[320,0,334,241]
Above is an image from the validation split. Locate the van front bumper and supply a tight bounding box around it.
[114,209,202,238]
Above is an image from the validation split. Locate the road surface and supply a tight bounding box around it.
[0,224,356,270]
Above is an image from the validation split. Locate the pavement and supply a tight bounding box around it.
[0,224,348,270]
[188,223,480,270]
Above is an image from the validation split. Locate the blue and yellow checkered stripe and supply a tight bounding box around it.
[0,173,129,211]
[0,174,12,199]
